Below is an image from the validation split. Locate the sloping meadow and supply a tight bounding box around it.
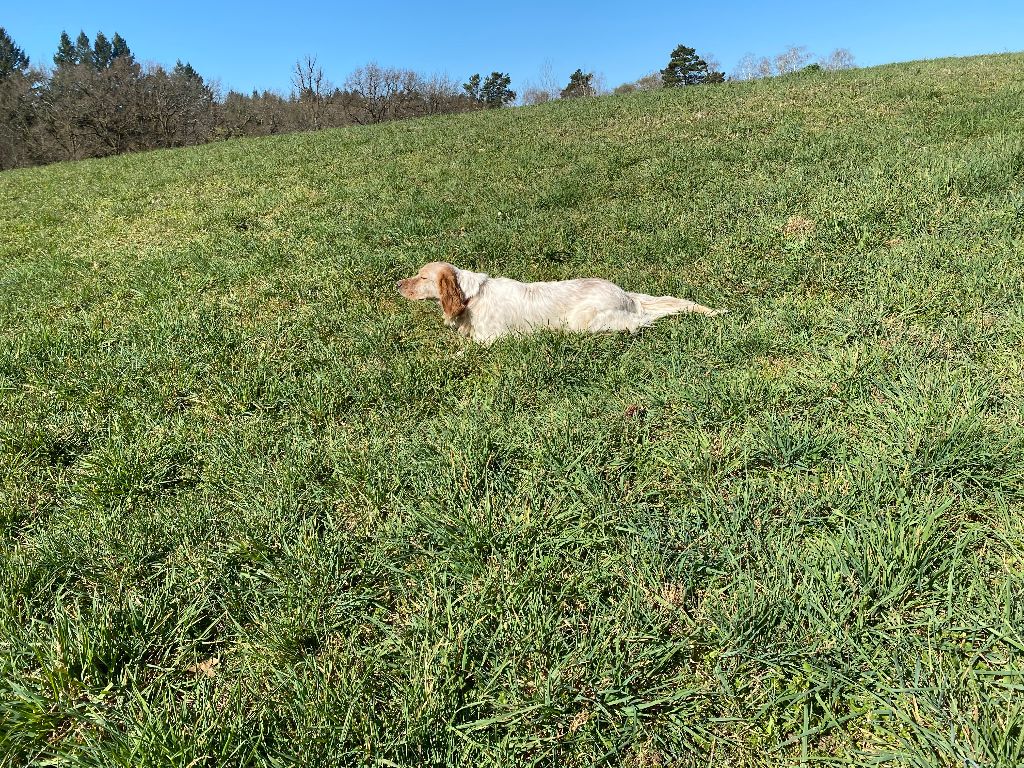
[1,54,1023,765]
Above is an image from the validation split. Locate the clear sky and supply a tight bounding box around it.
[4,1,1023,96]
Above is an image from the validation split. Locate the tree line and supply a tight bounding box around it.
[0,29,525,170]
[0,28,853,171]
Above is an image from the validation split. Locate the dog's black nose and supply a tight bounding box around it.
[395,280,401,288]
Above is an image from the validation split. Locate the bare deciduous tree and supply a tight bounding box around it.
[292,55,331,130]
[344,63,419,123]
[217,89,299,138]
[537,59,559,97]
[40,58,149,158]
[614,71,663,93]
[0,69,43,169]
[636,72,662,90]
[127,62,218,149]
[418,73,470,115]
[521,87,552,106]
[774,45,812,75]
[736,53,773,81]
[732,53,760,81]
[522,59,570,105]
[734,45,854,81]
[820,48,855,71]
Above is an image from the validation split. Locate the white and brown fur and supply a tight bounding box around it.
[397,261,725,344]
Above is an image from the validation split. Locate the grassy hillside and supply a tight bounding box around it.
[2,53,1023,766]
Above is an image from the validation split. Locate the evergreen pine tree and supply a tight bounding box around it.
[54,31,76,68]
[480,72,515,108]
[111,33,132,62]
[73,31,93,68]
[0,27,29,79]
[560,69,594,99]
[462,73,482,102]
[93,32,113,69]
[660,44,711,87]
[173,60,202,81]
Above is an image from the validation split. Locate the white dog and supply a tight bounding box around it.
[397,261,725,344]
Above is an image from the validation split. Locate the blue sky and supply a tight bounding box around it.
[5,1,1023,95]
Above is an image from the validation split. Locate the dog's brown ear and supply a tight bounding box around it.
[438,265,466,320]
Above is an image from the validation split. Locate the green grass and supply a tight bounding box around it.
[2,53,1024,766]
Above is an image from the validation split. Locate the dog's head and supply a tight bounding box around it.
[396,261,467,320]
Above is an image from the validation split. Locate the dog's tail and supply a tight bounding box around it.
[629,292,726,321]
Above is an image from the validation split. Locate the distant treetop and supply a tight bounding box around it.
[0,27,29,79]
[660,44,724,87]
[464,71,516,108]
[53,30,134,69]
[561,69,596,99]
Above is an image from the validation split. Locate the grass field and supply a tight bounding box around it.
[2,53,1024,766]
